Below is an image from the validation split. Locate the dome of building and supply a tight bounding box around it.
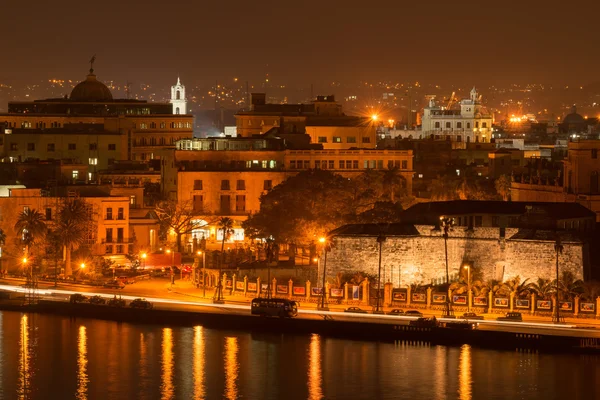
[562,105,585,125]
[70,69,113,102]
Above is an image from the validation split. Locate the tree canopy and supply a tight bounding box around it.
[243,169,409,245]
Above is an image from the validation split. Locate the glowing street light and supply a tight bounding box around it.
[371,114,379,122]
[463,264,471,312]
[318,237,330,311]
[22,257,28,264]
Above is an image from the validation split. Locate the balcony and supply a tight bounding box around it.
[102,237,134,244]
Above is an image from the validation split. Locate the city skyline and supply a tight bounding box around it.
[1,0,599,88]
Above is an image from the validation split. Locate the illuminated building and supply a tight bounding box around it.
[420,88,493,143]
[0,66,194,176]
[161,137,413,246]
[234,94,377,149]
[170,77,187,115]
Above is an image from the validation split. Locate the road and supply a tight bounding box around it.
[1,279,599,339]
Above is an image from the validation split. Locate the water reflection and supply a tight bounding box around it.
[308,334,323,400]
[224,337,239,400]
[458,344,472,400]
[76,325,89,400]
[433,346,447,399]
[18,314,31,400]
[193,326,205,400]
[161,328,174,400]
[140,333,148,387]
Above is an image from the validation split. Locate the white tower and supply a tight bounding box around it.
[170,77,187,114]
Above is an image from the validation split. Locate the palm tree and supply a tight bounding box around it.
[55,199,90,276]
[558,271,584,299]
[501,276,533,298]
[581,281,600,302]
[530,278,553,299]
[480,279,503,297]
[214,217,234,302]
[14,208,47,258]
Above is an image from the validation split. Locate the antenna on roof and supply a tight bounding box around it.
[126,81,132,99]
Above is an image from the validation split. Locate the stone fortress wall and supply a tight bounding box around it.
[321,225,584,286]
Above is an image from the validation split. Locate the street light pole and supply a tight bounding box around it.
[464,264,471,312]
[441,216,454,318]
[318,237,329,311]
[554,237,563,324]
[375,232,386,314]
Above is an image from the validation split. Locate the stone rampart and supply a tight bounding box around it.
[321,225,583,285]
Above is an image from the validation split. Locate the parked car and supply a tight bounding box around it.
[117,276,135,285]
[89,295,106,305]
[103,280,125,289]
[409,317,438,327]
[386,309,405,316]
[496,312,523,322]
[461,312,484,320]
[344,307,368,314]
[107,296,126,307]
[69,293,88,304]
[130,298,153,310]
[404,310,424,317]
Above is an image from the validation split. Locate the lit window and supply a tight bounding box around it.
[72,170,79,179]
[89,158,98,165]
[333,137,342,143]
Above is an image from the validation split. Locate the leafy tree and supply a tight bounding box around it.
[155,199,212,252]
[356,201,403,224]
[480,279,503,296]
[430,176,459,201]
[243,170,355,244]
[495,175,511,201]
[581,281,600,302]
[14,208,47,258]
[530,278,553,299]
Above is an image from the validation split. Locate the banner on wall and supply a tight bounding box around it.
[432,294,446,303]
[412,293,426,302]
[293,287,306,296]
[312,287,323,296]
[473,297,487,306]
[261,283,268,291]
[580,302,595,312]
[494,298,509,307]
[536,300,552,310]
[515,299,530,309]
[559,301,573,311]
[247,283,257,292]
[452,295,467,305]
[392,291,406,301]
[352,285,360,300]
[226,280,232,289]
[330,288,343,298]
[235,281,244,290]
[276,285,289,294]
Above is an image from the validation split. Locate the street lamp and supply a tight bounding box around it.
[141,253,147,270]
[197,250,206,297]
[78,263,85,281]
[463,264,471,312]
[553,237,564,324]
[375,230,387,314]
[318,237,329,311]
[440,216,455,318]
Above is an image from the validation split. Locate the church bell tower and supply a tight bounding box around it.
[170,77,187,114]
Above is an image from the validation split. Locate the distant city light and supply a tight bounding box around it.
[371,114,378,121]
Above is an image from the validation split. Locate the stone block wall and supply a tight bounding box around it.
[320,225,583,286]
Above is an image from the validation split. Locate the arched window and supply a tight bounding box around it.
[466,136,471,143]
[457,122,462,129]
[466,122,471,129]
[475,121,479,128]
[482,122,487,128]
[176,90,181,100]
[456,135,462,142]
[175,107,180,115]
[445,122,451,129]
[435,122,440,129]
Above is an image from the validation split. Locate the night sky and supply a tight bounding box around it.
[1,0,599,87]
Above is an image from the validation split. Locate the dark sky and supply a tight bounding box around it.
[1,0,599,87]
